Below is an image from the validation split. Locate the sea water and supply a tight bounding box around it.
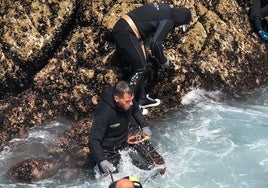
[149,87,268,188]
[0,85,268,188]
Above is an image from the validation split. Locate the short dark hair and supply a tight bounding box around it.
[113,81,134,98]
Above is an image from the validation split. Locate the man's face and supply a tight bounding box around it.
[114,93,134,111]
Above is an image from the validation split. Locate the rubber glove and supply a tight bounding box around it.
[100,160,114,174]
[141,126,152,137]
[258,30,268,41]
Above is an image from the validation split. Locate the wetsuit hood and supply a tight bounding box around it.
[174,7,191,27]
[102,86,115,108]
[101,86,127,112]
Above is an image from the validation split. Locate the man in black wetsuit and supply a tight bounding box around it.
[111,3,191,108]
[88,81,152,176]
[249,0,268,42]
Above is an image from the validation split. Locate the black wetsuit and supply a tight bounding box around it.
[111,3,190,102]
[88,86,148,171]
[250,0,268,32]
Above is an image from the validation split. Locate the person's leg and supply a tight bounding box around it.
[138,62,161,108]
[113,31,147,103]
[85,153,97,179]
[113,30,160,107]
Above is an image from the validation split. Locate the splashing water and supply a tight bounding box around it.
[148,88,268,188]
[1,86,268,187]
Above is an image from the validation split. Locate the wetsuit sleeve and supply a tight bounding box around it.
[89,108,109,163]
[132,101,148,129]
[252,1,268,31]
[150,19,174,64]
[249,0,261,22]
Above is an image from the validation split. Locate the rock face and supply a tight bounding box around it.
[1,0,268,182]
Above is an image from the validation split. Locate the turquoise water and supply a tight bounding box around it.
[0,86,268,187]
[149,87,268,188]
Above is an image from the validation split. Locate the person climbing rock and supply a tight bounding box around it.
[249,0,268,44]
[87,81,152,176]
[111,3,191,109]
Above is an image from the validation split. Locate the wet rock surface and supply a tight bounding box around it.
[1,0,268,182]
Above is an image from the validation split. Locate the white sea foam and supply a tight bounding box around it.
[0,146,11,160]
[246,139,268,151]
[181,89,222,105]
[259,159,268,167]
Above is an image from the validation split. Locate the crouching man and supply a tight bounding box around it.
[87,81,152,176]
